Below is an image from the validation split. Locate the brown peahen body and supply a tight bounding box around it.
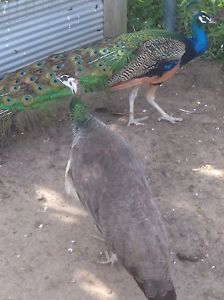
[64,94,177,300]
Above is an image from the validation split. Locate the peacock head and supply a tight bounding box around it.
[193,11,216,26]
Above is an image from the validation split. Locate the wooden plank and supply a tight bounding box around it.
[104,0,127,37]
[163,0,176,32]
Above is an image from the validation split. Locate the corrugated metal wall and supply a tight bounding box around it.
[0,0,104,76]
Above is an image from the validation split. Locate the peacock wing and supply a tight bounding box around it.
[108,37,186,86]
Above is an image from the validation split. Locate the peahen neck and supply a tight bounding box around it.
[70,97,91,129]
[191,21,208,55]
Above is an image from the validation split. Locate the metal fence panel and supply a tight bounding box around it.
[0,0,104,75]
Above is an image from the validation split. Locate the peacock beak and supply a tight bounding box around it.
[209,17,216,24]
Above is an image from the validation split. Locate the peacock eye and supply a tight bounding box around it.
[118,49,124,55]
[52,78,60,84]
[3,96,14,106]
[22,95,33,105]
[102,48,109,54]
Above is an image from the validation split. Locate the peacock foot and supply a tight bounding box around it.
[97,251,118,266]
[128,116,148,126]
[158,114,183,124]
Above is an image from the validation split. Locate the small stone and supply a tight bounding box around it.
[37,196,47,203]
[68,248,73,253]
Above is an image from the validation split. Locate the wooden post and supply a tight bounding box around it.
[163,0,177,32]
[104,0,127,37]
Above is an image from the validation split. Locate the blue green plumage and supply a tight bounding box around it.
[0,11,215,132]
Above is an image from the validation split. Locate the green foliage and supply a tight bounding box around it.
[127,0,224,61]
[127,0,163,31]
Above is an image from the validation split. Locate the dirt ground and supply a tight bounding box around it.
[0,59,224,300]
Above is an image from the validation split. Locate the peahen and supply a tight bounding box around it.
[0,10,215,134]
[64,90,176,299]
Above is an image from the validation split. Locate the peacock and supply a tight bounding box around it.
[64,90,176,300]
[0,10,215,136]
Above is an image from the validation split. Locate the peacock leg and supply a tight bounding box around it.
[97,250,118,266]
[146,85,182,124]
[128,86,148,126]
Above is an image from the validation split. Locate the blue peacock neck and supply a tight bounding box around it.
[191,21,208,55]
[181,20,208,66]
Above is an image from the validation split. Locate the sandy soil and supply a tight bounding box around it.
[0,59,224,300]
